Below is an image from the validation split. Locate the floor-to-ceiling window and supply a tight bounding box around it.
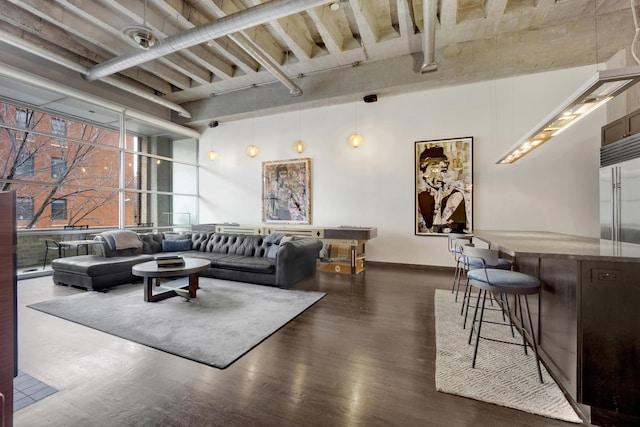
[0,100,199,271]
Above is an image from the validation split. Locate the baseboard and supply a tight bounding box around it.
[365,261,455,273]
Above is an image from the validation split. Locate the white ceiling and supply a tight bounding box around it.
[0,0,638,132]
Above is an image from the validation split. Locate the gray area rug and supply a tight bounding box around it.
[28,278,325,369]
[434,289,582,423]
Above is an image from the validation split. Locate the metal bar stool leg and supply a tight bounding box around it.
[468,288,484,344]
[522,295,544,383]
[472,290,488,368]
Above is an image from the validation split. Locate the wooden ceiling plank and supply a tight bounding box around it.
[275,15,318,60]
[190,0,287,70]
[307,3,353,53]
[133,0,238,78]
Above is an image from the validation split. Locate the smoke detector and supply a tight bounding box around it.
[122,25,156,50]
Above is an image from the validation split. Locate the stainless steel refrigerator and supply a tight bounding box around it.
[600,137,640,243]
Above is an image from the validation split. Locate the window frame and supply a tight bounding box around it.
[15,152,34,177]
[51,156,66,179]
[16,197,34,220]
[51,198,67,220]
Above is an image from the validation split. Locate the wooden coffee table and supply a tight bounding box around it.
[132,258,211,302]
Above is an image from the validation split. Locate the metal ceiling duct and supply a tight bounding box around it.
[83,0,334,85]
[0,29,192,118]
[420,0,437,73]
[229,33,302,96]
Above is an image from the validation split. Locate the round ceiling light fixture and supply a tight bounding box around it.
[122,25,156,50]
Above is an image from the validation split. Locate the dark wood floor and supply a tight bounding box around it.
[15,265,589,426]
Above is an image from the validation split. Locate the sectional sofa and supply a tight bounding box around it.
[51,230,323,291]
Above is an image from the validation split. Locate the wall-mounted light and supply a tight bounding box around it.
[246,145,259,157]
[294,140,305,153]
[497,66,640,164]
[349,133,362,148]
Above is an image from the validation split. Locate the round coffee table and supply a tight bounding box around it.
[132,258,211,302]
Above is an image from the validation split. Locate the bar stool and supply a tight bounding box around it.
[462,246,543,383]
[447,233,472,298]
[459,246,512,319]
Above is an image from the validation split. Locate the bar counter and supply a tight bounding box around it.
[472,230,640,427]
[473,230,640,261]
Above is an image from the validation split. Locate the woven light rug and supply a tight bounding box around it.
[434,289,582,423]
[28,278,325,369]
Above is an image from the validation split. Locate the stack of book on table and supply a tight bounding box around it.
[154,255,185,267]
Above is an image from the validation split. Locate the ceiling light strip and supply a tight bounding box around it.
[497,65,640,164]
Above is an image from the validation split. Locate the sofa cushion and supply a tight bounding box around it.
[205,233,266,257]
[162,239,192,252]
[51,254,154,277]
[186,252,274,274]
[138,233,163,254]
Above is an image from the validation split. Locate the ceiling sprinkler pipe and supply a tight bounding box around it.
[421,0,438,73]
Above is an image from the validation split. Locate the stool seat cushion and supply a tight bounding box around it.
[467,268,540,294]
[465,257,511,270]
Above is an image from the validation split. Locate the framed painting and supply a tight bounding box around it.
[262,157,312,224]
[415,137,473,235]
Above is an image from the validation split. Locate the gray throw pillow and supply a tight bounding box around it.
[266,244,279,259]
[163,232,192,241]
[162,239,192,252]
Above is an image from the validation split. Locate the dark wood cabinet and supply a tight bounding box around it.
[474,231,640,427]
[0,191,16,427]
[602,108,640,146]
[581,261,640,422]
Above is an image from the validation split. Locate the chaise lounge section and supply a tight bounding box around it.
[51,230,322,291]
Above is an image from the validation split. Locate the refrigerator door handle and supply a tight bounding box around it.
[611,166,618,242]
[613,166,622,242]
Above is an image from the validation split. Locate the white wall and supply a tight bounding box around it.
[198,65,605,267]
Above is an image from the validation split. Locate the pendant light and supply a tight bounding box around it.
[349,133,362,148]
[247,85,259,158]
[294,108,305,153]
[294,140,305,153]
[497,5,640,164]
[349,62,362,148]
[246,145,259,157]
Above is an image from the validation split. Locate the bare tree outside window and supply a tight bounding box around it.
[0,103,132,228]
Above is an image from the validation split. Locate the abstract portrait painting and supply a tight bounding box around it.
[415,137,473,235]
[262,158,312,224]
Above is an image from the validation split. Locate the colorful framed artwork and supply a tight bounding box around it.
[415,137,473,235]
[262,157,312,224]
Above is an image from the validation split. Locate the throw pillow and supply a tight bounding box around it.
[163,232,192,241]
[264,233,286,245]
[280,235,294,244]
[266,244,279,259]
[162,239,192,252]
